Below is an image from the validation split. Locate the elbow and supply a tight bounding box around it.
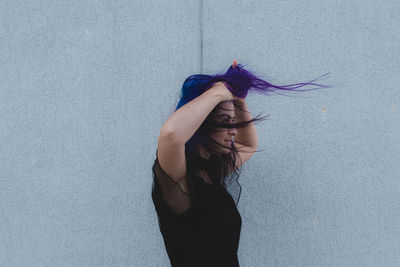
[159,125,181,146]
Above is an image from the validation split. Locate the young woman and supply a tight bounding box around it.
[151,62,329,266]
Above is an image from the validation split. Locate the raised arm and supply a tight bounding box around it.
[154,82,234,215]
[161,82,233,145]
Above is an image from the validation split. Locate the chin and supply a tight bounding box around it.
[222,146,232,153]
[214,147,230,155]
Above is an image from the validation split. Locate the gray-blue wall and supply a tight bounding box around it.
[1,0,399,266]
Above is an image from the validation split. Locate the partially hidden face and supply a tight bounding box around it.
[209,101,237,153]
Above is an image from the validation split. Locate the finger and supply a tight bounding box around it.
[232,59,237,68]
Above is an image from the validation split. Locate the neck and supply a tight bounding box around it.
[197,143,211,160]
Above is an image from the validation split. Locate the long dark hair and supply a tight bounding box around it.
[176,63,331,204]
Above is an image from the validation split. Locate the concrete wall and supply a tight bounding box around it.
[1,0,399,266]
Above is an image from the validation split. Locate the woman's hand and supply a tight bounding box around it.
[210,81,248,103]
[209,60,247,102]
[209,81,235,102]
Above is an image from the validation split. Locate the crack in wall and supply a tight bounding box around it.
[200,0,203,73]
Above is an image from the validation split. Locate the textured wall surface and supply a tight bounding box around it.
[1,0,399,266]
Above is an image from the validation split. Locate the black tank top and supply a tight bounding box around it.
[151,150,242,266]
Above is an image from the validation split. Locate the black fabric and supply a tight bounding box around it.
[151,150,242,266]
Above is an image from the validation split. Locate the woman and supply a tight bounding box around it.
[151,61,329,266]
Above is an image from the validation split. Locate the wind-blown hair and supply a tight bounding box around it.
[175,63,330,205]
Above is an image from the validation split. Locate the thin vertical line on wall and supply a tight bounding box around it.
[200,0,203,73]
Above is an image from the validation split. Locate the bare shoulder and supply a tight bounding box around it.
[156,131,189,192]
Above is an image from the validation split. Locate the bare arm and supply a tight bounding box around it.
[161,82,232,144]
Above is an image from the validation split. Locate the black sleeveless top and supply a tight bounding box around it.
[151,150,242,266]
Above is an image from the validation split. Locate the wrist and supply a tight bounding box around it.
[206,86,225,102]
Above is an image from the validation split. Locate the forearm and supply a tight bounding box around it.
[161,88,224,144]
[234,99,258,148]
